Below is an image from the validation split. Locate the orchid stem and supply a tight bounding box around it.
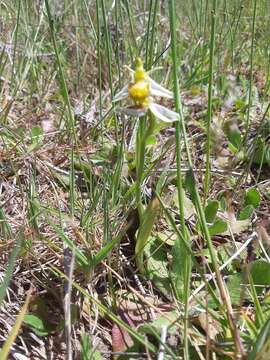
[136,112,155,223]
[136,116,147,222]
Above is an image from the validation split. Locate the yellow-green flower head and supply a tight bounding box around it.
[113,57,179,122]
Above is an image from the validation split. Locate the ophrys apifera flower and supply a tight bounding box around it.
[113,58,180,122]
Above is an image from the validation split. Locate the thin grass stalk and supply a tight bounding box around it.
[95,0,102,121]
[114,0,121,83]
[230,2,244,72]
[45,1,75,134]
[100,0,119,147]
[148,0,158,69]
[168,1,191,358]
[123,0,137,53]
[100,0,113,99]
[45,0,76,216]
[204,0,217,199]
[11,0,21,84]
[168,1,245,357]
[73,1,81,92]
[82,0,97,42]
[145,0,153,67]
[243,0,257,145]
[111,0,125,206]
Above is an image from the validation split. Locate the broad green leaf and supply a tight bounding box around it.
[24,314,52,337]
[157,230,176,246]
[250,260,270,287]
[173,191,195,218]
[208,219,228,235]
[228,126,242,150]
[135,197,160,272]
[245,189,261,208]
[171,233,187,300]
[145,238,170,296]
[204,200,219,223]
[226,273,244,305]
[30,126,43,144]
[238,205,254,220]
[145,134,157,146]
[139,310,178,335]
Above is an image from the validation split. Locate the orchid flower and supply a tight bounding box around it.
[113,58,180,122]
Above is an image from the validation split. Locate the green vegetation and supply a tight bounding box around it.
[0,0,270,359]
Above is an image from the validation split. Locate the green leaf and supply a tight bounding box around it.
[145,134,156,146]
[247,317,270,360]
[89,221,131,269]
[250,260,270,287]
[228,127,242,150]
[49,222,89,268]
[208,219,228,235]
[81,335,102,360]
[185,168,196,202]
[204,200,219,223]
[24,314,52,337]
[226,273,244,305]
[135,197,160,273]
[170,227,192,301]
[30,126,43,142]
[139,310,178,335]
[238,205,254,220]
[29,126,44,150]
[0,233,22,306]
[145,238,171,296]
[173,191,195,218]
[245,189,261,208]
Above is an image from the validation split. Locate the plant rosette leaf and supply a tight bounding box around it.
[208,219,228,236]
[144,238,171,296]
[204,200,219,223]
[250,260,270,288]
[138,310,179,336]
[245,189,261,208]
[173,190,195,219]
[216,210,251,236]
[238,205,254,221]
[24,314,54,337]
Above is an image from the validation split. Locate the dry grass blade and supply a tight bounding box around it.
[0,289,32,360]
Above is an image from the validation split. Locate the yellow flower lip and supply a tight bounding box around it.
[128,79,150,103]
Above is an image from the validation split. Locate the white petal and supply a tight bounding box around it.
[116,106,147,117]
[148,78,173,98]
[113,84,129,102]
[149,102,179,122]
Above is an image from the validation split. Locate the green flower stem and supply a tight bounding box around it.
[135,112,155,223]
[136,116,147,222]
